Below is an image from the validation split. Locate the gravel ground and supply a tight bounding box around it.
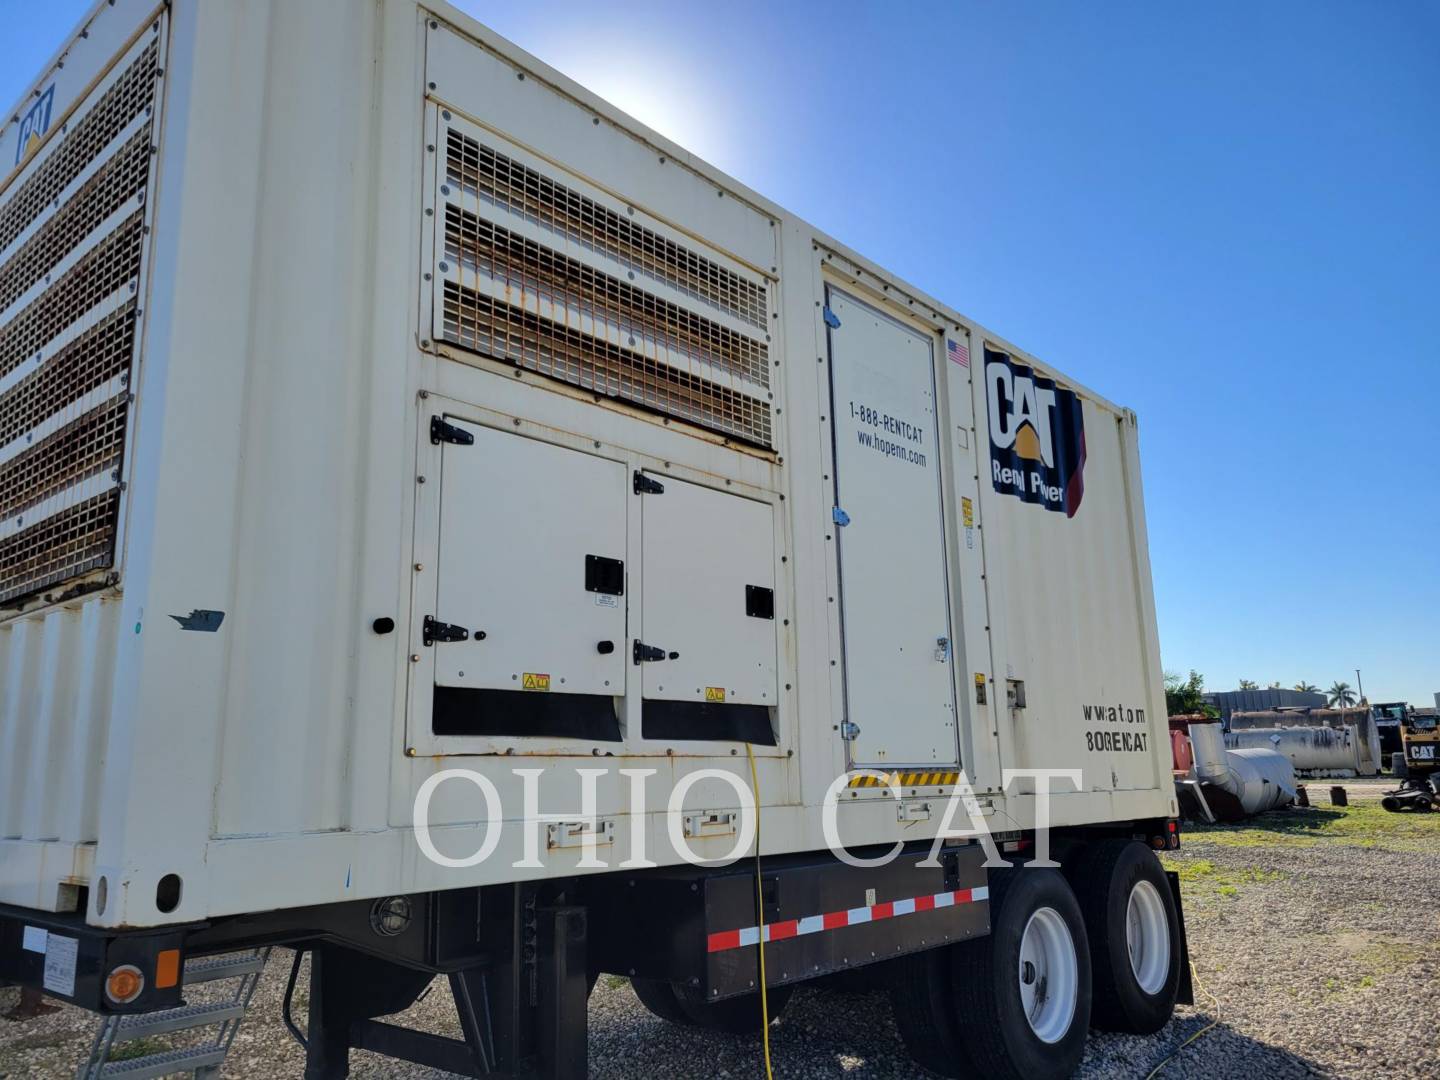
[4,783,1438,1079]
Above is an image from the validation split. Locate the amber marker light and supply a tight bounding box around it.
[155,948,181,989]
[105,964,145,1005]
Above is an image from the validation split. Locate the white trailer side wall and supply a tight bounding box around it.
[0,0,1175,929]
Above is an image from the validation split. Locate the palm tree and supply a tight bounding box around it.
[1267,681,1282,689]
[1327,681,1356,708]
[1238,679,1258,690]
[1294,681,1319,693]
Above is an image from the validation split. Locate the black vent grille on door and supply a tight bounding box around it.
[434,127,775,450]
[0,29,163,606]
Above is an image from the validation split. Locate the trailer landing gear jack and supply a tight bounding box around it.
[301,905,588,1080]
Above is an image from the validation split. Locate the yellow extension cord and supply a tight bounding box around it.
[745,742,775,1080]
[1144,961,1219,1080]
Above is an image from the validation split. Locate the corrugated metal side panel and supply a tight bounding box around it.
[980,398,1166,795]
[0,595,118,907]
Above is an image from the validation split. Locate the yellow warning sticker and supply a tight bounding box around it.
[705,686,726,703]
[962,497,974,527]
[522,673,551,691]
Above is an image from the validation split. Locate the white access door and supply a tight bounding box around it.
[639,474,778,708]
[435,420,627,696]
[826,289,959,766]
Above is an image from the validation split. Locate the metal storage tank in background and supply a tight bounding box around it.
[1225,725,1371,777]
[1230,707,1383,775]
[1204,688,1326,723]
[1185,720,1295,820]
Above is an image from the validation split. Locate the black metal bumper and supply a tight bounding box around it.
[0,904,191,1013]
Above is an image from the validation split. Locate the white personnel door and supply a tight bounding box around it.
[826,288,959,767]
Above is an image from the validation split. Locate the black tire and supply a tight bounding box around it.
[1067,839,1181,1034]
[629,977,695,1025]
[944,868,1092,1080]
[674,982,793,1034]
[813,961,897,994]
[891,945,980,1076]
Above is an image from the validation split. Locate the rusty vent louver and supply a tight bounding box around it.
[0,32,161,606]
[435,127,774,450]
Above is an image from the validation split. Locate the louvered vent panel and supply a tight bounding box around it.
[435,126,774,449]
[0,29,162,606]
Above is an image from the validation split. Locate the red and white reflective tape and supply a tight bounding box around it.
[705,885,989,954]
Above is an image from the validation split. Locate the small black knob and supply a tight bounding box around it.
[668,651,680,660]
[475,630,487,641]
[596,640,615,655]
[372,617,395,635]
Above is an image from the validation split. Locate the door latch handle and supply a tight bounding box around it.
[934,636,950,662]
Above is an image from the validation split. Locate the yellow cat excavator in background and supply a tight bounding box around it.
[1382,707,1440,812]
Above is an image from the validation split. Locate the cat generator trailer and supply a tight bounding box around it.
[0,1,1187,1076]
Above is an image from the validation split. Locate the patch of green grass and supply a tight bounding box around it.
[1160,855,1283,899]
[1356,939,1415,975]
[1163,852,1290,904]
[602,974,628,990]
[1185,800,1438,853]
[107,1037,171,1062]
[1306,933,1435,998]
[1166,857,1216,883]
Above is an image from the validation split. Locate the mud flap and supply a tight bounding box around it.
[1164,869,1194,1006]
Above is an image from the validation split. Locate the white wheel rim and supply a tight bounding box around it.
[1017,906,1079,1044]
[1125,879,1171,995]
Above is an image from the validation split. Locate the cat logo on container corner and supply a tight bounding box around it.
[985,346,1086,518]
[13,84,56,167]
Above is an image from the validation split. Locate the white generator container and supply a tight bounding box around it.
[0,0,1173,934]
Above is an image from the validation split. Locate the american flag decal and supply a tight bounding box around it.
[947,338,970,368]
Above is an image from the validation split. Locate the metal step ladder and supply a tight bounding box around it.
[77,948,271,1079]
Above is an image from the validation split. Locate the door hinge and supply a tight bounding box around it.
[633,471,665,495]
[430,416,474,446]
[633,640,677,664]
[423,615,470,645]
[840,720,861,740]
[823,306,842,329]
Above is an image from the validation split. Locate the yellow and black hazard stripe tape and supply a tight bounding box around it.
[847,770,961,789]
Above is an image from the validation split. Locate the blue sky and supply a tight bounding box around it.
[7,2,1437,705]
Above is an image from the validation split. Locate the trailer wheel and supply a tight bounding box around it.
[954,868,1090,1079]
[891,945,978,1076]
[674,982,793,1034]
[1068,839,1180,1034]
[629,977,695,1025]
